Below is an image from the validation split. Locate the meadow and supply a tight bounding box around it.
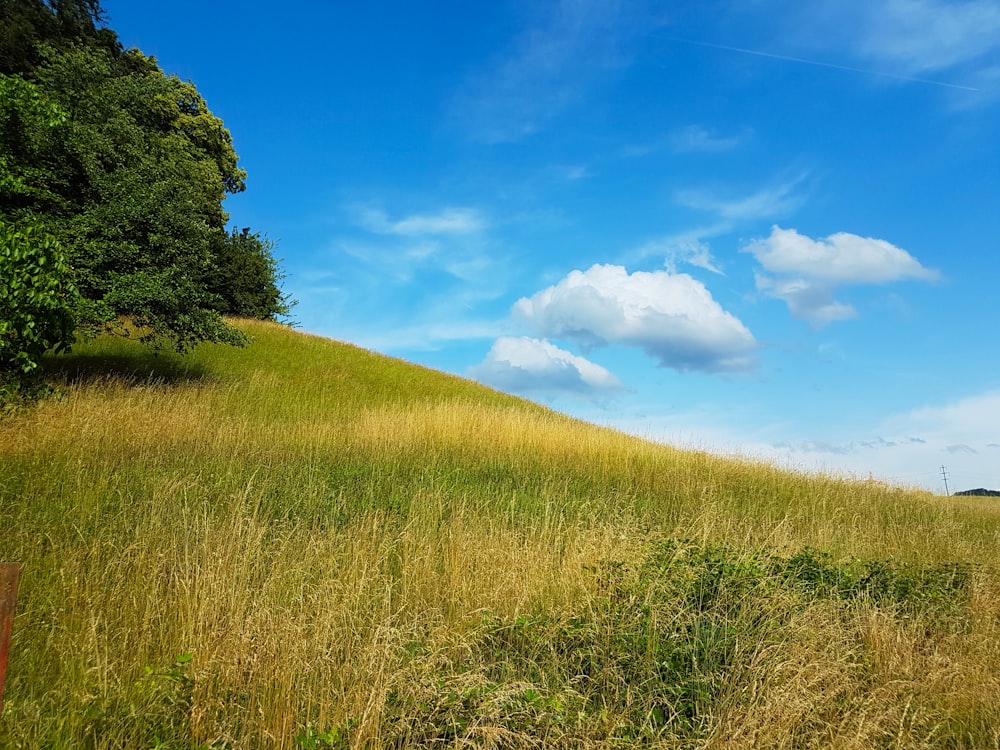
[1,320,998,748]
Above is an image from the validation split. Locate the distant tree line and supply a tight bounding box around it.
[1,0,292,381]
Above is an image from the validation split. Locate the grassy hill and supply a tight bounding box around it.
[2,320,998,748]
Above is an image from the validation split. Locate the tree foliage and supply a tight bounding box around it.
[0,72,79,375]
[0,0,291,379]
[0,219,77,373]
[0,0,115,75]
[206,228,294,322]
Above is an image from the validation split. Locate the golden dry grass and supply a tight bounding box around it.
[1,320,998,748]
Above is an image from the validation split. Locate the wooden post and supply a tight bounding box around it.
[0,563,19,722]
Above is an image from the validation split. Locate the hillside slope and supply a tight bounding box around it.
[1,320,998,748]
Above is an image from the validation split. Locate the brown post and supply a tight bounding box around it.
[0,563,20,722]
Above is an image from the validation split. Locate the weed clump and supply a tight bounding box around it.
[330,540,978,746]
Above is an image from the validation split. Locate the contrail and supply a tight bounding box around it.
[665,37,980,92]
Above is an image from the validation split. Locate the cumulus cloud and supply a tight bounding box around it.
[469,336,625,399]
[745,226,938,325]
[359,207,485,236]
[746,226,937,284]
[513,264,758,373]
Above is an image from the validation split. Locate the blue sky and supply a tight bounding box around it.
[103,0,1000,493]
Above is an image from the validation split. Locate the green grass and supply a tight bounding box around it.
[1,320,999,748]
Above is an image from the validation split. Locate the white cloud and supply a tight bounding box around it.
[513,264,758,373]
[753,274,857,324]
[746,226,938,284]
[745,226,938,325]
[469,336,625,400]
[358,207,486,236]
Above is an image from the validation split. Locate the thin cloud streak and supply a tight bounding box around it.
[675,175,808,221]
[662,36,980,91]
[669,124,747,153]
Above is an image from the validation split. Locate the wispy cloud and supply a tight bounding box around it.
[646,177,808,279]
[898,390,1000,444]
[345,318,506,353]
[569,388,1000,492]
[675,174,808,221]
[632,230,725,274]
[946,443,979,455]
[307,200,512,356]
[745,226,938,325]
[667,36,981,92]
[336,203,497,286]
[563,165,591,181]
[358,207,486,236]
[450,0,657,142]
[337,238,443,284]
[769,390,1000,490]
[469,336,625,401]
[513,264,758,373]
[670,124,748,153]
[720,0,1000,96]
[854,0,1000,76]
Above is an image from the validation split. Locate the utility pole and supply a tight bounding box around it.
[940,465,950,496]
[0,563,19,722]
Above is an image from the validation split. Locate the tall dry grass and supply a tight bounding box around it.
[0,320,997,748]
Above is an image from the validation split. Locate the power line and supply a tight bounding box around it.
[940,465,950,496]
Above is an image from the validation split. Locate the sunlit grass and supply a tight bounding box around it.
[1,320,998,748]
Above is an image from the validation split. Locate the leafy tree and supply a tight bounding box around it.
[204,228,294,321]
[26,43,252,349]
[1,0,293,360]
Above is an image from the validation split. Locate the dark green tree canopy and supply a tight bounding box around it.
[1,0,292,377]
[1,0,116,75]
